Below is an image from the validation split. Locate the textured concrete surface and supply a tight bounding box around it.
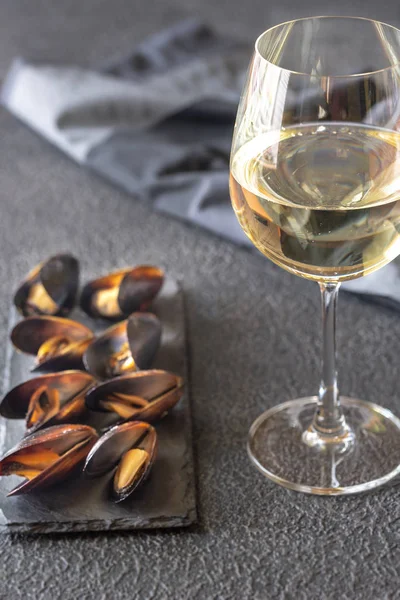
[1,1,400,599]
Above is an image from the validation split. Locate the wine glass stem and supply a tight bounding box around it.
[312,282,348,437]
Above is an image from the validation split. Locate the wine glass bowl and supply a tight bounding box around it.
[230,16,400,494]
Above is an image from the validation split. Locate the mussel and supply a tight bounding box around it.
[0,424,98,495]
[14,254,79,317]
[0,371,95,435]
[83,313,161,380]
[84,421,157,502]
[85,370,183,423]
[11,316,94,372]
[80,266,164,320]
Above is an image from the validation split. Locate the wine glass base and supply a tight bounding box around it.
[248,397,400,495]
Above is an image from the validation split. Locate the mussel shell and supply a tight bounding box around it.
[11,316,93,356]
[25,386,60,433]
[83,320,129,380]
[0,370,95,428]
[83,421,157,501]
[0,424,98,495]
[80,266,164,320]
[14,254,79,317]
[32,337,93,373]
[85,370,183,422]
[11,316,94,372]
[126,313,162,370]
[83,313,161,380]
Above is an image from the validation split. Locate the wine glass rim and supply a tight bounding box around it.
[255,15,400,78]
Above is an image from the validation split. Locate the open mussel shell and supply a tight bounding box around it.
[11,316,94,372]
[83,312,161,380]
[0,371,95,434]
[14,254,79,317]
[85,370,183,423]
[80,265,164,320]
[0,424,98,496]
[83,421,157,502]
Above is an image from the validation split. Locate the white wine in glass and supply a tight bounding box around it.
[231,123,400,280]
[230,17,400,494]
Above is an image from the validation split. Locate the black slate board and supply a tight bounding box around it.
[0,278,197,533]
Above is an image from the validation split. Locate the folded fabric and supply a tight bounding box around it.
[2,18,399,307]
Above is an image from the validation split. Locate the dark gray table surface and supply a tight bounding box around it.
[1,1,400,599]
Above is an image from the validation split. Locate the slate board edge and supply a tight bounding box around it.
[0,279,198,534]
[0,512,196,534]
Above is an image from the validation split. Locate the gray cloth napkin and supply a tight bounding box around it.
[1,19,398,307]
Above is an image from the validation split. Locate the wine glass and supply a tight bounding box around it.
[230,16,400,495]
